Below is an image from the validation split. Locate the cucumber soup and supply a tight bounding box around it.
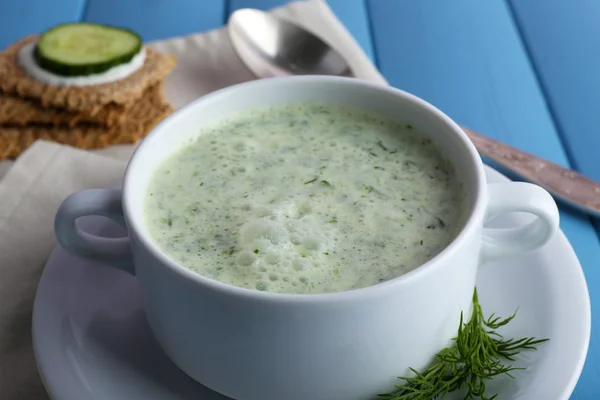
[144,103,465,294]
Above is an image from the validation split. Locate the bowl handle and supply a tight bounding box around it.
[481,182,560,262]
[54,189,134,275]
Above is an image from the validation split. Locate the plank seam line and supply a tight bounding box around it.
[223,0,231,26]
[364,0,380,71]
[503,1,577,171]
[79,0,90,21]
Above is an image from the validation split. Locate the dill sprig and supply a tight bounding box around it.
[378,288,548,400]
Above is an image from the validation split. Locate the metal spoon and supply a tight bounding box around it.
[228,8,600,218]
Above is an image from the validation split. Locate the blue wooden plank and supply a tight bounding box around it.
[83,0,226,42]
[0,0,86,50]
[506,0,600,245]
[228,0,374,61]
[367,0,600,398]
[504,0,600,391]
[507,0,600,188]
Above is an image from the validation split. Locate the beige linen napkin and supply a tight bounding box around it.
[0,0,386,398]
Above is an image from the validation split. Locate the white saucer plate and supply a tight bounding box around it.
[32,166,591,400]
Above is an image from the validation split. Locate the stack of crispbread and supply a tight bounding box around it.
[0,35,177,160]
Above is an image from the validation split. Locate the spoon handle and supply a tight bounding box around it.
[462,126,600,218]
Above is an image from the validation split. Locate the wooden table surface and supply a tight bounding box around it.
[1,0,598,398]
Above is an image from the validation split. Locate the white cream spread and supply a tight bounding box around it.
[145,103,466,294]
[18,42,146,86]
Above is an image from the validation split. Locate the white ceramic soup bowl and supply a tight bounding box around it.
[54,76,559,400]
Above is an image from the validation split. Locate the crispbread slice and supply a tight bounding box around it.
[0,35,176,113]
[0,82,165,127]
[0,84,173,160]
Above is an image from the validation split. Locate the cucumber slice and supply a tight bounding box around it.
[34,23,142,77]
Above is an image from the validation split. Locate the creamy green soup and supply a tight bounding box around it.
[144,103,465,294]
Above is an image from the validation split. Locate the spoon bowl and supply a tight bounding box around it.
[228,8,351,78]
